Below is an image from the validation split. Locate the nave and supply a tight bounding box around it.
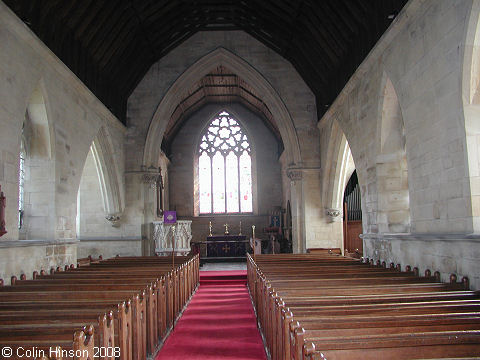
[156,270,266,360]
[0,253,480,359]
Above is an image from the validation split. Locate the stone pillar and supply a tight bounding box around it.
[141,167,161,256]
[287,169,305,253]
[287,167,324,253]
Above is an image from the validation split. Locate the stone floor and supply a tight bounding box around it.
[199,261,247,271]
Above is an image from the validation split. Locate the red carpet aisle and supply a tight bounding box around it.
[155,270,267,360]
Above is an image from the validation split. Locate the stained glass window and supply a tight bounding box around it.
[198,111,252,214]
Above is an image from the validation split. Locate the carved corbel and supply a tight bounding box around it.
[325,208,342,222]
[106,213,121,227]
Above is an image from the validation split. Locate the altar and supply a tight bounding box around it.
[206,235,248,259]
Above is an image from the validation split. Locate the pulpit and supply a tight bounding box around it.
[206,235,248,259]
[153,220,192,256]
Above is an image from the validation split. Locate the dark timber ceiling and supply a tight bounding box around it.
[5,0,408,124]
[162,65,283,156]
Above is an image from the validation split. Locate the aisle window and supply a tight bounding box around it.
[18,137,25,229]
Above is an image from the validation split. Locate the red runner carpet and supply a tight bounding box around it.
[155,270,267,360]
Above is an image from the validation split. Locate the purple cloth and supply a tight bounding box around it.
[164,211,177,224]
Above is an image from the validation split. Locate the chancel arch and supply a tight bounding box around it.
[143,47,301,169]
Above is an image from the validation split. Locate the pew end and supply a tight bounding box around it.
[74,325,95,360]
[302,341,316,360]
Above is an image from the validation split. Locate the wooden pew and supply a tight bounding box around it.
[0,254,199,360]
[1,325,95,360]
[302,330,480,360]
[306,248,341,255]
[247,254,480,360]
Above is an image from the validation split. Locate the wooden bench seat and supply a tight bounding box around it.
[306,248,342,255]
[290,316,480,359]
[0,325,94,360]
[0,313,114,359]
[0,255,199,360]
[248,253,480,360]
[302,330,480,360]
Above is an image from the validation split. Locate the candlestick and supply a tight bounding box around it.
[208,221,213,236]
[224,223,229,235]
[252,225,256,240]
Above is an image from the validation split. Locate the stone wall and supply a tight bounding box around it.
[77,239,142,259]
[363,234,480,289]
[0,3,126,281]
[0,240,77,285]
[319,1,480,289]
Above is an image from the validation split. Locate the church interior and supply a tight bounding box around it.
[1,0,480,358]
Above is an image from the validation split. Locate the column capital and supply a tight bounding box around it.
[286,169,303,181]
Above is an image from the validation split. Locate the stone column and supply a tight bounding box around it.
[141,167,161,256]
[287,169,305,253]
[287,167,324,253]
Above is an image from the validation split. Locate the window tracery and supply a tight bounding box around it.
[198,111,252,214]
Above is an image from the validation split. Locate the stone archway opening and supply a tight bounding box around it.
[376,75,410,233]
[19,84,55,240]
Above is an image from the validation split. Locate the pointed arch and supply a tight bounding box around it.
[143,47,301,168]
[462,0,480,232]
[323,119,356,213]
[91,126,124,217]
[19,81,56,239]
[376,73,410,233]
[23,80,55,159]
